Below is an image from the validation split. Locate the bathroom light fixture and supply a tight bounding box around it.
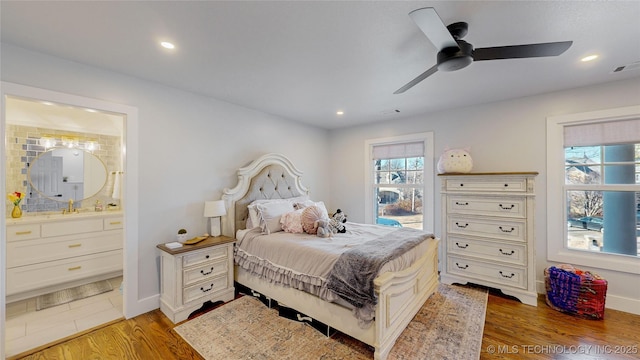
[203,200,227,237]
[336,111,344,115]
[39,134,101,152]
[581,54,598,62]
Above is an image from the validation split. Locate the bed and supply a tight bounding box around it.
[221,153,439,360]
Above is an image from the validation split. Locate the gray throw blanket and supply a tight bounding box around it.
[326,228,432,309]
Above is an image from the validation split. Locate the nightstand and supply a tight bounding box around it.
[157,236,235,323]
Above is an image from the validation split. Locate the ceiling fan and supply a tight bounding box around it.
[394,7,573,94]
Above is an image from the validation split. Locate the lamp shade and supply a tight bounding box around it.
[203,200,226,218]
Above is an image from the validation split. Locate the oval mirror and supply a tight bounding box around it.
[28,149,108,202]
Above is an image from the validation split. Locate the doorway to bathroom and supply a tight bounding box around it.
[1,82,138,358]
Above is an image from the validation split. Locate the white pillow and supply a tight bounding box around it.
[247,196,309,229]
[256,201,295,234]
[295,200,329,219]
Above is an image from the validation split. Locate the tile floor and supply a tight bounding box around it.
[5,277,124,358]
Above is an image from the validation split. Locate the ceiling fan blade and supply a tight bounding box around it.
[409,7,459,51]
[473,41,573,61]
[394,64,439,94]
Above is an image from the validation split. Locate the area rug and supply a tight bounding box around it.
[36,280,113,311]
[174,283,488,359]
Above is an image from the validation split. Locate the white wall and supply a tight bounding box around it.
[328,77,640,312]
[1,43,330,304]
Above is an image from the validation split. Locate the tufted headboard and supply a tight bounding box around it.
[221,153,309,237]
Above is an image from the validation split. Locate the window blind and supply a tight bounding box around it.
[372,141,424,159]
[564,118,640,147]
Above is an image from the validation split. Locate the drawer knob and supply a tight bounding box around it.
[68,266,82,271]
[455,262,469,270]
[205,255,210,259]
[455,242,469,249]
[200,267,214,276]
[68,244,82,248]
[455,201,469,206]
[498,204,515,210]
[200,284,214,292]
[455,222,469,229]
[499,249,515,256]
[499,226,515,233]
[504,184,509,187]
[499,271,515,278]
[15,230,32,235]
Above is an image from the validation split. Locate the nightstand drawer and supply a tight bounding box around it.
[183,259,227,286]
[447,196,526,218]
[183,246,227,267]
[447,236,526,266]
[448,256,526,289]
[104,217,123,230]
[183,275,228,304]
[448,216,526,242]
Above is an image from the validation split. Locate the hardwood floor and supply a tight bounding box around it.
[10,292,640,359]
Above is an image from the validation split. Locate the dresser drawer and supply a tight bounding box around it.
[6,250,122,295]
[104,217,123,230]
[7,224,41,241]
[448,216,526,242]
[448,256,526,289]
[41,218,104,237]
[183,246,228,267]
[447,196,526,218]
[444,177,528,192]
[7,231,123,268]
[183,275,228,304]
[447,236,526,266]
[183,259,228,286]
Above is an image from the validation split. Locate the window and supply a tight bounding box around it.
[364,132,434,232]
[547,106,640,274]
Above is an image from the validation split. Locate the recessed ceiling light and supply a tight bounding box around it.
[160,41,175,49]
[336,111,344,115]
[581,55,598,62]
[85,108,97,113]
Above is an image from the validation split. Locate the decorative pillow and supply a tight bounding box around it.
[256,201,295,234]
[248,196,309,228]
[280,209,305,233]
[301,205,328,235]
[437,147,473,174]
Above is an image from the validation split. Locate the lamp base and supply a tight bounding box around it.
[209,217,222,237]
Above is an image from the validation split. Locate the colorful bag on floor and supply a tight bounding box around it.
[544,264,607,320]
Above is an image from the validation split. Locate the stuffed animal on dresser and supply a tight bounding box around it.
[437,147,473,174]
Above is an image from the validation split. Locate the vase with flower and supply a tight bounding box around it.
[8,191,25,218]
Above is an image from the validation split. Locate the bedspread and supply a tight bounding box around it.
[234,222,435,326]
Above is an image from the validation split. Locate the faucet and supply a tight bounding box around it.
[63,199,79,214]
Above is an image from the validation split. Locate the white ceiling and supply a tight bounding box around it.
[1,1,639,129]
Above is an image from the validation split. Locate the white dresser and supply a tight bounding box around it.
[6,212,123,302]
[157,236,235,323]
[439,173,538,306]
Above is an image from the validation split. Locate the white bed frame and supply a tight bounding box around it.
[222,153,439,360]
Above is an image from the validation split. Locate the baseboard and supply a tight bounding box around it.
[535,280,639,315]
[125,293,160,319]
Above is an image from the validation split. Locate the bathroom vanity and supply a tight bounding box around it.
[6,211,123,302]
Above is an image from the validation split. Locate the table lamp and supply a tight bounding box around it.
[203,200,227,237]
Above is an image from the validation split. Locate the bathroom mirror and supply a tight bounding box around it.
[28,149,108,202]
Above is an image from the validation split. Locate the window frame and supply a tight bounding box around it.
[546,105,640,274]
[364,132,434,232]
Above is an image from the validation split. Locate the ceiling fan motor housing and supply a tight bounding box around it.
[437,40,473,71]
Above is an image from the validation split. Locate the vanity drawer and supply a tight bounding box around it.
[447,255,526,289]
[41,218,104,237]
[183,246,228,267]
[447,236,526,266]
[6,230,123,268]
[104,217,124,230]
[6,250,123,296]
[183,259,227,287]
[7,224,41,241]
[448,215,526,242]
[444,177,528,192]
[447,196,526,218]
[183,274,228,304]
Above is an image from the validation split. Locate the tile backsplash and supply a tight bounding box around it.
[6,124,122,214]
